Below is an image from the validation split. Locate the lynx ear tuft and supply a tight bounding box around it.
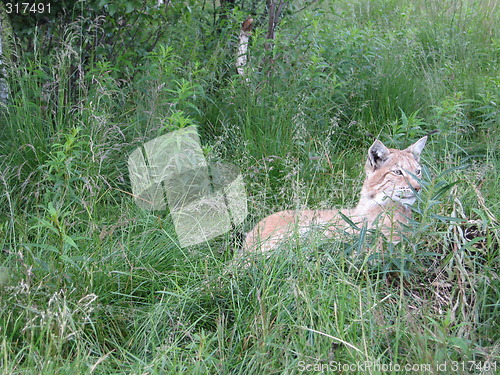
[405,136,427,161]
[368,140,390,169]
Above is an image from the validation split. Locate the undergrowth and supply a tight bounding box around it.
[0,0,498,373]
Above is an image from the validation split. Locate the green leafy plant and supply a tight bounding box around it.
[0,0,498,372]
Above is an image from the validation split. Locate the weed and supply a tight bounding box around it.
[0,0,498,372]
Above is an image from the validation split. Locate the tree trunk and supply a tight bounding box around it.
[0,3,11,106]
[236,16,253,78]
[265,0,285,51]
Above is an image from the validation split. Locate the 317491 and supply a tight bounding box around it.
[5,3,51,14]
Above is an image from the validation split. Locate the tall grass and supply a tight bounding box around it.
[1,0,498,373]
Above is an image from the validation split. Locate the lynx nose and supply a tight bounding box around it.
[413,182,421,192]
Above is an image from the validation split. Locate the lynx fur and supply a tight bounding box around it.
[243,137,427,253]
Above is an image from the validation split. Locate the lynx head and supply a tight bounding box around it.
[362,136,427,206]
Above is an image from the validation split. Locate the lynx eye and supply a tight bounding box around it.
[393,169,403,176]
[416,169,421,175]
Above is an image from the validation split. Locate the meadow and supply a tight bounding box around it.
[0,0,498,373]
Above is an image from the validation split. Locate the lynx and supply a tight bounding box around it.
[243,136,427,253]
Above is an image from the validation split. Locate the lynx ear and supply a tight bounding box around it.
[368,140,390,170]
[405,136,427,162]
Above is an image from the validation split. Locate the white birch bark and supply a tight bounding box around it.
[236,17,253,78]
[0,4,9,105]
